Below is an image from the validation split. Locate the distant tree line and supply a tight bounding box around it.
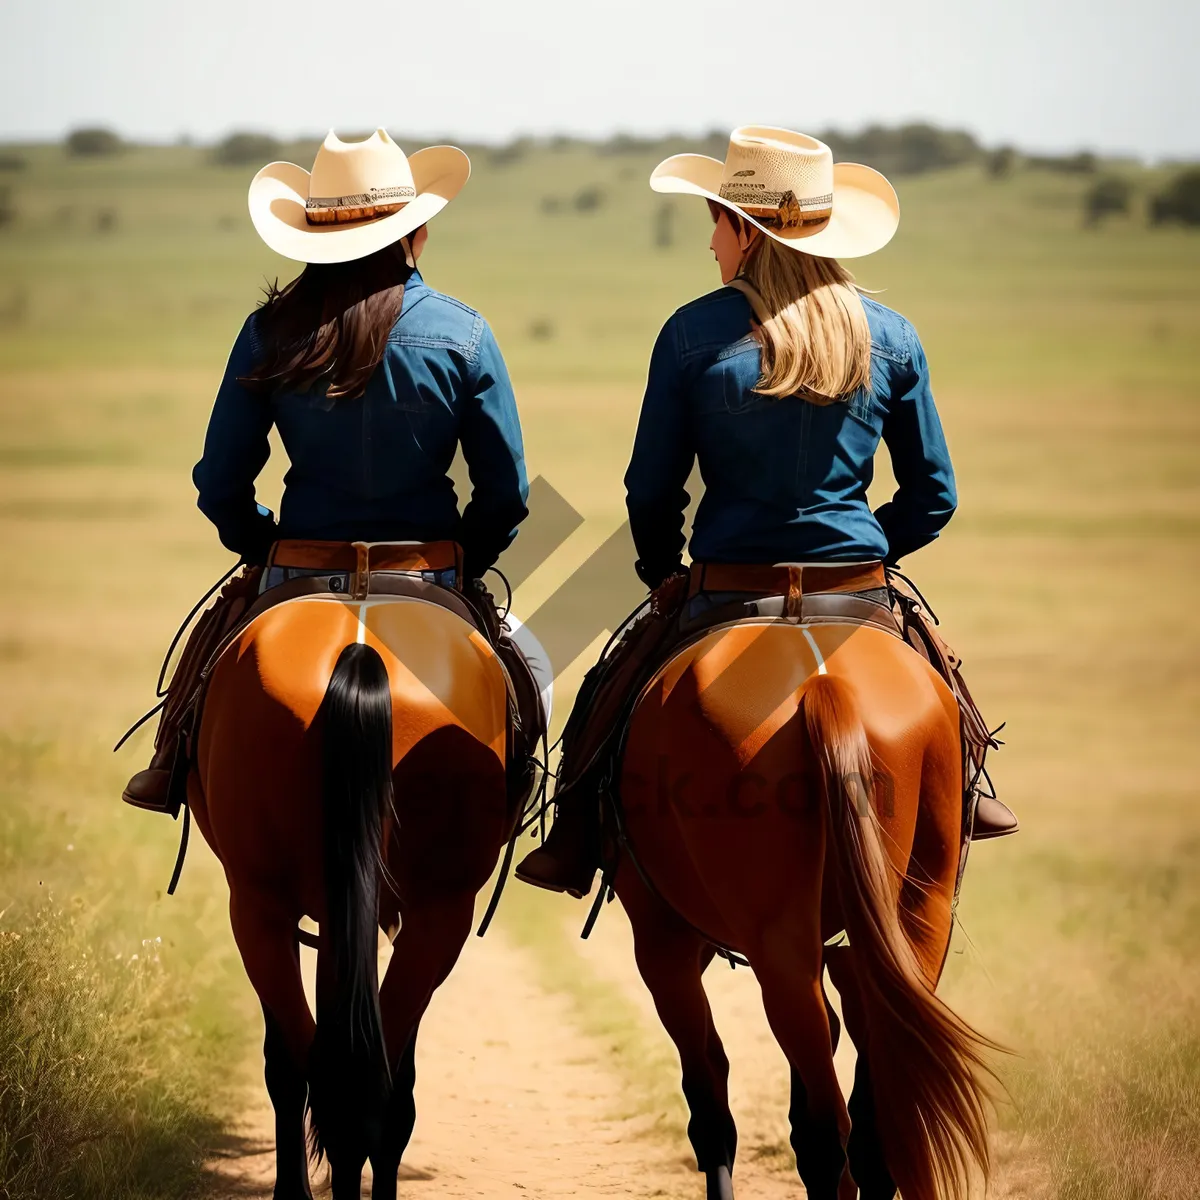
[1150,169,1200,226]
[66,128,124,156]
[590,123,981,176]
[44,124,1200,231]
[1081,168,1200,228]
[211,132,283,166]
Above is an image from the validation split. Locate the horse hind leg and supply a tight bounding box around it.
[370,893,477,1200]
[262,1003,315,1200]
[752,927,853,1200]
[228,888,318,1200]
[826,945,897,1200]
[786,972,853,1191]
[619,867,737,1200]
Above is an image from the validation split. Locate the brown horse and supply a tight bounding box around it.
[615,617,997,1200]
[189,592,513,1200]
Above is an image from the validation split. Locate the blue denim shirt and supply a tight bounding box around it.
[624,288,956,586]
[192,269,528,578]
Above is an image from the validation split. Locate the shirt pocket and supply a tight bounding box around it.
[387,339,468,413]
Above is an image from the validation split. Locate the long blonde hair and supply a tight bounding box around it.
[732,216,872,401]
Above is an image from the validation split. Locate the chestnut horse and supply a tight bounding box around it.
[616,618,996,1200]
[189,593,513,1200]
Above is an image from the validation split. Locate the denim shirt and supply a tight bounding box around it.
[624,288,957,587]
[192,269,529,578]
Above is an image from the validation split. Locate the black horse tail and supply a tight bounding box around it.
[307,642,394,1162]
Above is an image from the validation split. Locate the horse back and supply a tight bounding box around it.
[619,620,961,952]
[190,595,510,914]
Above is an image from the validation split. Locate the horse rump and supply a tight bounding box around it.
[802,672,998,1200]
[307,642,394,1162]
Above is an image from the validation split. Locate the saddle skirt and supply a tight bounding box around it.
[553,561,997,871]
[165,540,545,812]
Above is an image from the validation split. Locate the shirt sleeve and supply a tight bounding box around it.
[872,324,957,564]
[624,316,695,588]
[191,316,278,564]
[457,320,530,579]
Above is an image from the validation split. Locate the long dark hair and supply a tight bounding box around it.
[242,230,423,401]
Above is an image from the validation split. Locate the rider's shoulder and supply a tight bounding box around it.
[388,279,489,362]
[672,285,749,325]
[238,310,267,364]
[665,286,752,352]
[859,296,921,366]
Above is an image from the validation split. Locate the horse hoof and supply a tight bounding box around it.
[705,1164,734,1200]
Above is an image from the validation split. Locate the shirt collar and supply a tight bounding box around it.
[400,266,426,317]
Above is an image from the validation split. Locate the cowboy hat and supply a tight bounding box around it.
[650,125,898,259]
[248,129,470,264]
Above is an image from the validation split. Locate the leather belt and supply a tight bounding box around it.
[689,561,886,600]
[267,539,462,599]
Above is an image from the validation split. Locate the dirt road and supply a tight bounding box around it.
[205,898,1046,1200]
[206,923,698,1199]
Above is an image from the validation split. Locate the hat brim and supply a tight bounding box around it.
[650,154,898,259]
[248,145,471,264]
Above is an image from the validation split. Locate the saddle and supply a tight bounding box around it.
[554,562,899,800]
[132,539,545,823]
[551,560,999,857]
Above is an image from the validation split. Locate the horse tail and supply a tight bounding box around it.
[307,642,394,1160]
[802,673,995,1200]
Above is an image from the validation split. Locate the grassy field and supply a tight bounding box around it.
[0,136,1198,1197]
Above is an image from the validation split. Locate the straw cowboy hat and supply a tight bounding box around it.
[651,125,899,259]
[248,129,470,264]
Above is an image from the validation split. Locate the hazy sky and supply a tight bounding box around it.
[1,0,1195,158]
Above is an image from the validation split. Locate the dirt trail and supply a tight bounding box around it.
[205,926,695,1199]
[208,906,1047,1200]
[575,903,1049,1199]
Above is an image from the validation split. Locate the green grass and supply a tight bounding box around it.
[0,735,257,1199]
[0,137,1198,1196]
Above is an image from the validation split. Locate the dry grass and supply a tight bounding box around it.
[0,907,225,1200]
[0,142,1198,1196]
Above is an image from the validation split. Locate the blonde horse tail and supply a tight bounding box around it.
[802,673,996,1200]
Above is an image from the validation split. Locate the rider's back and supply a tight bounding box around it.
[193,269,527,574]
[625,288,957,573]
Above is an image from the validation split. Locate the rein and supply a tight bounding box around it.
[474,722,552,939]
[113,560,241,753]
[115,560,243,897]
[473,562,550,938]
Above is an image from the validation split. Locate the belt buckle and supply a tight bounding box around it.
[351,541,371,600]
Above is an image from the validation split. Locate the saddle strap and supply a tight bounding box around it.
[886,570,997,757]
